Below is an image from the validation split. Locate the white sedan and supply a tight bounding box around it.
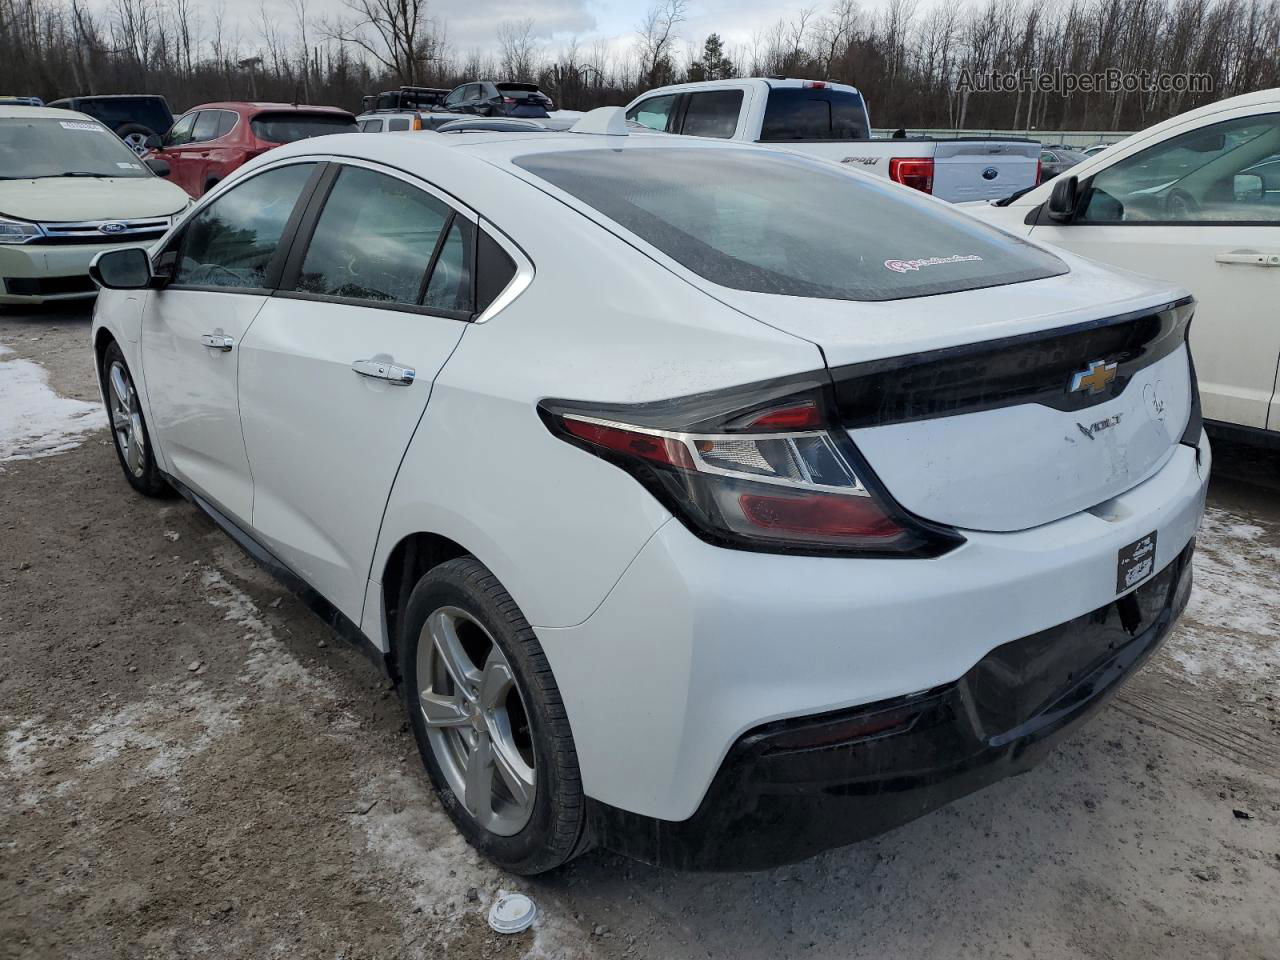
[966,88,1280,440]
[90,109,1209,873]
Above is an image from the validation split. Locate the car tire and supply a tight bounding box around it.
[115,122,156,157]
[101,341,172,498]
[399,556,590,874]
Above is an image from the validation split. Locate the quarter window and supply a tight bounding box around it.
[293,166,458,307]
[680,90,742,139]
[172,163,316,289]
[626,94,677,132]
[1080,113,1280,224]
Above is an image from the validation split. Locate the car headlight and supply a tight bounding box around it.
[0,214,42,244]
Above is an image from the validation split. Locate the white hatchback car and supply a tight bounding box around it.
[90,111,1209,873]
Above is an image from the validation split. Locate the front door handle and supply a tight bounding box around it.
[351,358,415,385]
[1215,250,1280,267]
[200,333,234,351]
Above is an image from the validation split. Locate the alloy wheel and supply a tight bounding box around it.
[108,360,146,478]
[416,606,537,836]
[123,133,149,156]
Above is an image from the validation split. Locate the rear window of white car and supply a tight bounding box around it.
[514,148,1067,302]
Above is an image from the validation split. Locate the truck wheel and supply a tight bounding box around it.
[398,556,589,874]
[116,122,156,157]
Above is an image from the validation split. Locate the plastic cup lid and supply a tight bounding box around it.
[487,893,537,934]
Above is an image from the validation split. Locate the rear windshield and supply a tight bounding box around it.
[760,88,870,141]
[250,112,357,143]
[514,148,1067,302]
[0,117,151,179]
[69,97,172,133]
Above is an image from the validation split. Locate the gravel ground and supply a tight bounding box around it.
[2,305,1278,960]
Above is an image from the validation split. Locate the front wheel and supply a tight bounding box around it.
[101,341,171,497]
[399,557,589,874]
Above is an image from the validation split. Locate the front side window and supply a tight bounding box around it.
[165,113,196,146]
[172,163,316,289]
[191,111,221,142]
[293,166,463,307]
[626,94,677,132]
[680,90,742,139]
[0,117,151,179]
[1080,113,1280,224]
[516,147,1066,302]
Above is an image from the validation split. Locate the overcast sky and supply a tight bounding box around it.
[103,0,899,64]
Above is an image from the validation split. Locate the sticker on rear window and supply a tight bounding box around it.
[60,120,104,132]
[884,254,983,273]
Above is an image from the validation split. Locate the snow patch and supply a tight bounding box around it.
[1165,506,1280,681]
[0,346,106,462]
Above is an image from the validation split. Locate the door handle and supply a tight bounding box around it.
[1215,250,1280,266]
[200,334,234,351]
[351,358,415,385]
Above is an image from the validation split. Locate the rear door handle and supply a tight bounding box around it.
[351,358,415,385]
[200,334,234,351]
[1215,250,1280,266]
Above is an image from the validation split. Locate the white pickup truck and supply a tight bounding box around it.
[622,77,1040,203]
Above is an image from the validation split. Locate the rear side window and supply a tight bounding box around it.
[760,89,870,141]
[422,219,474,311]
[173,163,316,289]
[214,110,237,138]
[191,111,221,142]
[251,112,357,143]
[515,148,1067,302]
[680,90,742,139]
[388,117,411,131]
[361,118,384,132]
[293,166,462,308]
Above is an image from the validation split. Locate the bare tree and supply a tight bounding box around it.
[497,17,536,80]
[636,0,686,87]
[326,0,433,84]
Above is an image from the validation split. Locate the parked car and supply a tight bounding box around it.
[361,85,450,114]
[623,77,1041,202]
[47,94,174,156]
[0,105,188,305]
[965,87,1280,439]
[442,81,555,117]
[356,111,429,133]
[1039,147,1087,180]
[0,96,43,107]
[147,102,358,197]
[89,107,1207,874]
[1082,143,1111,157]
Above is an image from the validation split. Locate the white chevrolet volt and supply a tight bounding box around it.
[89,109,1209,873]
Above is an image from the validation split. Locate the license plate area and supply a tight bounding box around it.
[1117,531,1157,594]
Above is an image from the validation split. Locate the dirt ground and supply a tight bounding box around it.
[2,305,1278,960]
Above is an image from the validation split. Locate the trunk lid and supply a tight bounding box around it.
[710,260,1195,532]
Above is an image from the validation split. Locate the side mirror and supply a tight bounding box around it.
[145,155,170,177]
[1233,173,1264,202]
[143,133,163,150]
[1046,175,1079,223]
[90,247,153,290]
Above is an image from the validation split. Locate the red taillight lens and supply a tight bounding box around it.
[802,80,828,89]
[503,97,516,104]
[539,383,950,556]
[889,157,934,194]
[1035,157,1043,184]
[738,491,904,539]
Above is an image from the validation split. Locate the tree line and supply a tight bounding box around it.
[2,0,1278,131]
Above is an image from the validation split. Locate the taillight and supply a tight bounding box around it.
[889,157,934,194]
[802,80,828,89]
[1035,157,1042,184]
[503,97,517,105]
[540,379,962,557]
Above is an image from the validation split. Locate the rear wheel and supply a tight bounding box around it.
[115,122,156,157]
[399,557,589,874]
[101,341,171,498]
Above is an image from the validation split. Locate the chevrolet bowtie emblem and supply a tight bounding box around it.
[1070,359,1117,395]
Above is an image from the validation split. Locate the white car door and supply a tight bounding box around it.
[140,161,321,522]
[1027,110,1280,431]
[236,160,476,623]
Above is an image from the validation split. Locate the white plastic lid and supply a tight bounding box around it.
[487,893,537,934]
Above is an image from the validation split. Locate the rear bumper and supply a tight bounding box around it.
[592,541,1194,870]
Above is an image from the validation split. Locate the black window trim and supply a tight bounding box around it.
[271,158,477,321]
[156,159,327,296]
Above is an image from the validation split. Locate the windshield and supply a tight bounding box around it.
[515,147,1067,302]
[0,117,151,179]
[250,112,357,143]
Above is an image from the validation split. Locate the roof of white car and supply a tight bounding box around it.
[0,105,95,121]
